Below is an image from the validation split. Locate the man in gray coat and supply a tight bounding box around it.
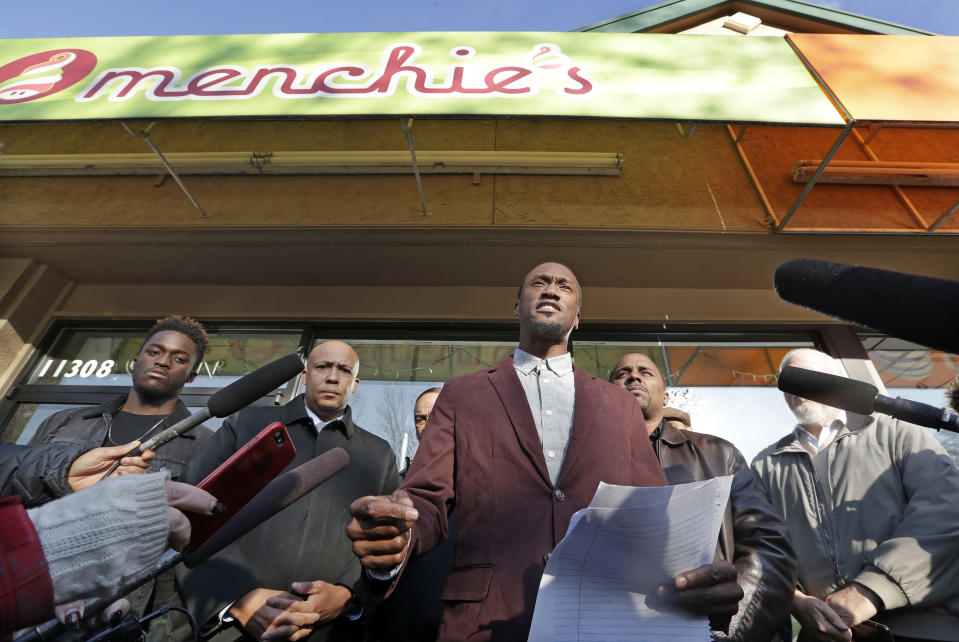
[752,348,959,642]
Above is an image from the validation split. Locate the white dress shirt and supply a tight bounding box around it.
[512,348,576,484]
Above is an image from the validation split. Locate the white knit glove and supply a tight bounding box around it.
[28,472,169,604]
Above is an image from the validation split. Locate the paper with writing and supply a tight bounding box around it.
[528,476,733,641]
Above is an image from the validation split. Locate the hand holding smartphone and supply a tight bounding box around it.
[185,422,296,553]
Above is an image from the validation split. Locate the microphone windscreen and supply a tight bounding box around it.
[774,259,959,356]
[183,447,350,567]
[207,353,303,418]
[778,366,878,415]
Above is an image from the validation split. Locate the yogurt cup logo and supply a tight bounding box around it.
[0,49,97,104]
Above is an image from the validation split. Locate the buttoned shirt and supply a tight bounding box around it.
[512,348,575,484]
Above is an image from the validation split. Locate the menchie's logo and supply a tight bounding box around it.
[72,42,595,103]
[0,49,97,104]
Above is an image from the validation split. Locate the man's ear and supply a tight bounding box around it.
[573,310,581,330]
[186,370,197,384]
[300,370,307,385]
[514,299,519,318]
[663,391,669,407]
[352,377,360,393]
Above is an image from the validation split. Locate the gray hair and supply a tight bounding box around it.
[779,348,844,376]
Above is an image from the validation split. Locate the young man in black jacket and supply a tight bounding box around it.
[29,315,213,479]
[28,315,213,641]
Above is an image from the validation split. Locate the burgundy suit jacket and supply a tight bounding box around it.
[400,358,667,641]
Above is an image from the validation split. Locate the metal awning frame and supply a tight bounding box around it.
[761,38,959,234]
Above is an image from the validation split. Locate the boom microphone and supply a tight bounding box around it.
[779,365,959,433]
[183,447,350,567]
[773,259,959,355]
[102,353,304,478]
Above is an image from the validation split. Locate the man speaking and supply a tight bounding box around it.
[348,262,743,640]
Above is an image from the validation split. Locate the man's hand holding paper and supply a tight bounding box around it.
[657,560,743,617]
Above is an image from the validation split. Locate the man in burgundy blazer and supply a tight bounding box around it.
[348,262,742,641]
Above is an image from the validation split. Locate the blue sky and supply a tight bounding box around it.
[0,0,955,38]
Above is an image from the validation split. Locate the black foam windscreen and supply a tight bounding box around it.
[183,447,350,568]
[207,353,303,417]
[774,259,959,356]
[778,366,878,415]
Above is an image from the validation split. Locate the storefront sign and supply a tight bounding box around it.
[0,32,844,124]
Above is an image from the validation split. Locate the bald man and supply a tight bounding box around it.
[179,341,401,642]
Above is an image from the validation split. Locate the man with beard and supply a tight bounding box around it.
[752,349,959,642]
[29,314,213,640]
[610,352,796,641]
[347,262,744,641]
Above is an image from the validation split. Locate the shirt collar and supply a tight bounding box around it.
[303,402,354,438]
[794,410,847,450]
[512,348,573,376]
[649,419,663,444]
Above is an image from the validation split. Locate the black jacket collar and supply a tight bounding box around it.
[287,394,356,439]
[81,394,196,438]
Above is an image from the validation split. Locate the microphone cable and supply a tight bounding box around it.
[85,605,198,642]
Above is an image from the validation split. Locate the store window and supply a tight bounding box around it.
[3,322,816,466]
[319,335,814,465]
[2,324,304,444]
[577,340,812,461]
[861,334,959,463]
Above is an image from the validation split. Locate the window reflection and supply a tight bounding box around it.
[318,339,814,463]
[862,334,959,464]
[27,327,302,388]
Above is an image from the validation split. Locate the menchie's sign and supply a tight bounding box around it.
[75,43,594,102]
[0,32,845,125]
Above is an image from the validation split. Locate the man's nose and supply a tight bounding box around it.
[155,352,171,367]
[540,283,560,298]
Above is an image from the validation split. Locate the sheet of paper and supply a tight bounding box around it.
[528,476,733,642]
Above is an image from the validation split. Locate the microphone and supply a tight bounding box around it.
[773,259,959,356]
[183,447,350,567]
[779,365,959,433]
[102,353,304,478]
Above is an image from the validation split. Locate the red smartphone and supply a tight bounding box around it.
[185,421,296,553]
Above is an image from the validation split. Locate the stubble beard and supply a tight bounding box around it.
[132,380,180,407]
[529,319,566,339]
